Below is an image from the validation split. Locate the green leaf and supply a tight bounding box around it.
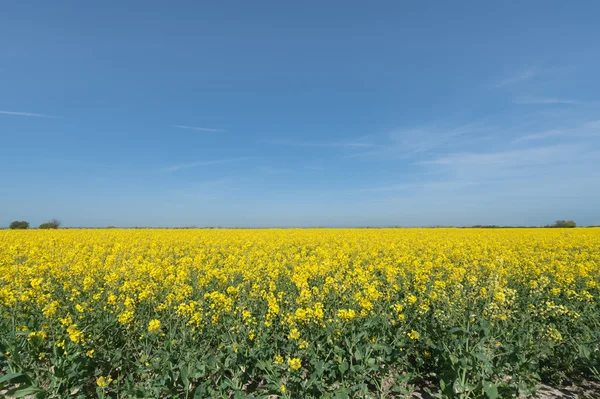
[314,360,325,375]
[207,354,217,368]
[476,351,491,363]
[194,384,207,399]
[449,327,464,335]
[191,363,206,379]
[180,366,190,389]
[518,381,535,396]
[334,388,350,399]
[339,361,349,374]
[578,344,591,359]
[483,381,499,399]
[9,386,44,398]
[354,348,363,361]
[0,373,30,385]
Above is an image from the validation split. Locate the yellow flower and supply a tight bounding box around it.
[117,310,134,325]
[147,319,161,333]
[280,385,286,393]
[43,301,60,317]
[96,376,112,387]
[337,309,356,321]
[407,330,420,340]
[288,357,302,371]
[288,328,300,340]
[494,291,506,303]
[67,324,85,344]
[27,330,47,341]
[86,349,95,358]
[242,310,252,321]
[545,327,563,342]
[274,355,284,365]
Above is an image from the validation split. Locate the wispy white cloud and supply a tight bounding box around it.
[583,120,600,129]
[263,138,377,149]
[264,123,492,161]
[360,180,479,193]
[388,123,490,153]
[174,125,225,132]
[416,143,600,186]
[353,103,600,225]
[512,129,566,143]
[163,157,253,172]
[495,67,538,87]
[360,143,600,210]
[513,96,580,105]
[419,144,575,168]
[255,166,289,175]
[345,122,492,160]
[0,110,61,118]
[359,183,413,192]
[512,120,600,143]
[304,164,325,171]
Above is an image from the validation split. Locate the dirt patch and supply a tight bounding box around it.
[407,380,600,398]
[533,381,600,398]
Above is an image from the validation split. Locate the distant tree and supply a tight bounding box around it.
[39,219,61,229]
[9,220,29,229]
[551,220,576,228]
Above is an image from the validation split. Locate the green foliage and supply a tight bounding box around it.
[38,219,61,229]
[9,221,29,229]
[551,220,576,228]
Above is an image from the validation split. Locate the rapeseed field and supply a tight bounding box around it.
[1,228,599,398]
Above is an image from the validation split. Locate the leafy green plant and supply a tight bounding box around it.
[38,219,61,229]
[9,221,29,229]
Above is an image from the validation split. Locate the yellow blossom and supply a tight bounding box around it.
[148,319,161,333]
[288,357,302,371]
[96,376,112,387]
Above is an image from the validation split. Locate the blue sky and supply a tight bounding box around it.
[2,1,600,227]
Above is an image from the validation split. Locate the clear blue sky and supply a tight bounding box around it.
[2,1,599,227]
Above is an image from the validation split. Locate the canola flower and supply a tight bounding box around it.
[96,375,112,387]
[147,319,161,333]
[1,228,600,398]
[288,357,302,371]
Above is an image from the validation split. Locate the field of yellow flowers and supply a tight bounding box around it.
[1,228,599,398]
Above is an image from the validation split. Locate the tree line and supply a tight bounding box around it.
[467,220,577,228]
[6,219,580,229]
[9,219,61,229]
